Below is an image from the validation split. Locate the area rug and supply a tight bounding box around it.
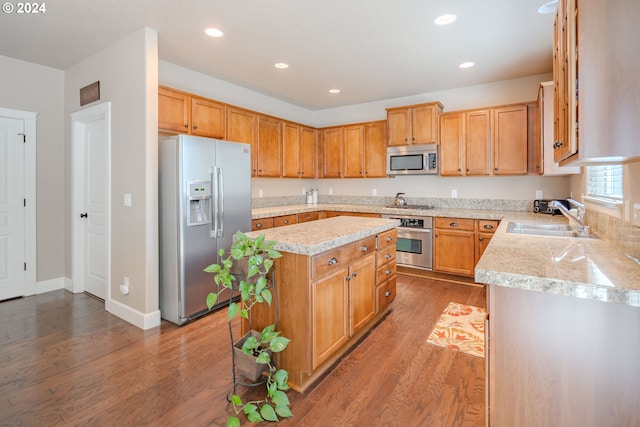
[426,302,487,358]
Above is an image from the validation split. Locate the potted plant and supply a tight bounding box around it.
[205,231,293,426]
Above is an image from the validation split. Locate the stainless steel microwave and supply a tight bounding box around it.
[386,144,439,176]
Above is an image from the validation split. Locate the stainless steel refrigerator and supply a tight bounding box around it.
[159,134,251,325]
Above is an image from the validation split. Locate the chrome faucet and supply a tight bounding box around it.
[549,198,591,236]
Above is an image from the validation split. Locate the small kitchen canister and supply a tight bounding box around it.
[306,191,313,204]
[311,188,318,204]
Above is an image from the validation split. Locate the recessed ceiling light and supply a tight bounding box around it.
[329,89,341,94]
[434,14,457,25]
[537,0,558,14]
[274,62,289,69]
[459,61,475,69]
[204,28,224,38]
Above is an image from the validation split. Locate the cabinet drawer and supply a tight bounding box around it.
[376,277,397,313]
[477,219,499,233]
[435,217,475,231]
[376,261,396,284]
[274,214,298,227]
[298,211,320,223]
[252,217,274,231]
[377,228,397,249]
[312,236,376,280]
[376,245,396,267]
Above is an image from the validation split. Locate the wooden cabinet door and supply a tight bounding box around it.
[322,127,343,178]
[465,109,492,175]
[475,232,494,265]
[158,87,189,133]
[364,121,387,177]
[342,124,365,178]
[256,115,282,177]
[300,126,317,178]
[493,105,528,175]
[282,122,301,178]
[386,108,410,146]
[227,107,257,175]
[312,268,349,369]
[412,104,439,144]
[434,229,475,277]
[190,97,226,138]
[349,254,376,336]
[439,113,464,176]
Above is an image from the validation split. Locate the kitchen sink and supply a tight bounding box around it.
[506,221,580,237]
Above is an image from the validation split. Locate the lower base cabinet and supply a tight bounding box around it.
[246,230,395,392]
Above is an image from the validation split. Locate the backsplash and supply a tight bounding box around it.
[252,195,532,212]
[586,209,640,263]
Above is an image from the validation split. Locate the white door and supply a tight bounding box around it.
[72,103,110,301]
[0,117,25,301]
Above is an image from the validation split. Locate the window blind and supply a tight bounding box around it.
[586,165,623,200]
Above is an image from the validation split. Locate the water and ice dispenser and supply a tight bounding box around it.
[187,180,211,226]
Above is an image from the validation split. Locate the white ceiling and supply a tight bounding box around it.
[0,0,556,110]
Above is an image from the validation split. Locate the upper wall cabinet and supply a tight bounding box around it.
[283,122,317,178]
[492,104,529,175]
[227,107,257,175]
[363,121,387,178]
[555,0,640,164]
[256,115,282,177]
[319,127,343,178]
[158,86,226,139]
[534,82,579,175]
[386,102,444,146]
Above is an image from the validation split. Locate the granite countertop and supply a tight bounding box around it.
[245,216,400,256]
[475,214,640,308]
[251,203,640,307]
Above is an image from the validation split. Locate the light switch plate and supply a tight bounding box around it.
[124,193,132,207]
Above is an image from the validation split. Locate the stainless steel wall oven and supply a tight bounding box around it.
[382,214,433,270]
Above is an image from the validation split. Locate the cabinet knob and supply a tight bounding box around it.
[184,124,188,129]
[352,271,358,277]
[256,223,262,228]
[385,269,392,275]
[193,125,198,130]
[449,222,458,227]
[466,168,469,172]
[494,168,499,171]
[283,220,289,224]
[328,257,338,265]
[385,253,392,259]
[386,236,392,242]
[385,291,392,297]
[483,224,494,230]
[479,237,484,241]
[361,245,369,252]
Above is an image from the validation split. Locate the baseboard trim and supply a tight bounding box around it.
[107,298,161,330]
[37,277,66,294]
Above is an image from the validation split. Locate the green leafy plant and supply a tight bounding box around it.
[204,231,292,427]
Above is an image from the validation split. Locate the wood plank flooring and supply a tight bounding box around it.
[0,275,486,427]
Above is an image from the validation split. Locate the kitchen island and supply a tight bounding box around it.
[475,217,640,427]
[245,216,399,392]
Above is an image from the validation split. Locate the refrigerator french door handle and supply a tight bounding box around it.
[210,170,217,238]
[217,166,224,237]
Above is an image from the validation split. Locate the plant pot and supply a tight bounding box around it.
[233,330,272,382]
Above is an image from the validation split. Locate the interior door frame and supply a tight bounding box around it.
[71,102,112,307]
[0,107,36,296]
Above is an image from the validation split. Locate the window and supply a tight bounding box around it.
[586,165,623,200]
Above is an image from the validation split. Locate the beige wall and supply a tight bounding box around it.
[0,55,65,283]
[64,28,159,324]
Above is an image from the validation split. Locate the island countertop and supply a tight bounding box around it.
[245,216,400,256]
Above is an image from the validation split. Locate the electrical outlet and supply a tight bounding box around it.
[120,277,130,295]
[451,189,457,198]
[328,188,334,195]
[124,193,132,207]
[258,189,263,198]
[301,188,306,196]
[535,190,543,199]
[372,188,377,196]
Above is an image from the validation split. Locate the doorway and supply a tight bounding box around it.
[0,108,36,301]
[71,102,111,303]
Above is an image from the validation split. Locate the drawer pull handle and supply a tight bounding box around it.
[449,222,458,227]
[385,269,392,275]
[385,291,392,297]
[328,257,338,265]
[385,254,392,259]
[483,224,494,230]
[361,246,369,252]
[386,236,392,242]
[256,223,262,228]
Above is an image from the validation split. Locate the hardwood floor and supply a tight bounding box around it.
[0,275,486,427]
